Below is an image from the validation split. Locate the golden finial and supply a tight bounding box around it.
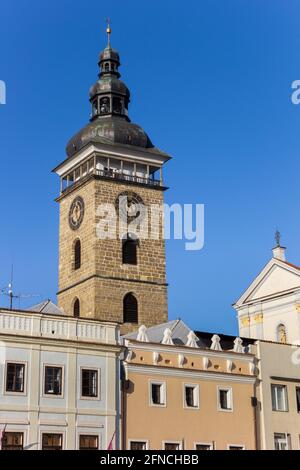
[106,18,111,46]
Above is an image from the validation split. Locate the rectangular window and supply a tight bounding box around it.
[184,385,199,408]
[82,162,88,177]
[296,387,300,413]
[274,433,291,450]
[195,443,213,450]
[42,433,63,451]
[79,435,98,450]
[228,445,244,450]
[151,382,165,406]
[44,366,63,395]
[88,157,94,173]
[81,369,98,398]
[6,363,25,393]
[1,432,23,450]
[74,167,80,181]
[130,441,147,450]
[271,385,288,411]
[164,442,180,450]
[218,387,232,411]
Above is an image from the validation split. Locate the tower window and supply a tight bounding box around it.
[113,97,122,114]
[73,298,80,318]
[92,99,98,115]
[104,62,109,72]
[122,236,138,265]
[100,97,110,114]
[123,293,138,323]
[74,239,81,270]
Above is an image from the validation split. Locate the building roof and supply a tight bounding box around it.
[66,34,169,160]
[124,319,255,353]
[195,330,256,352]
[123,319,202,347]
[28,300,65,316]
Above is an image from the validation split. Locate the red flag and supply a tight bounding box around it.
[107,431,116,450]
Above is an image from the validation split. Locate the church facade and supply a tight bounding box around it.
[234,240,300,344]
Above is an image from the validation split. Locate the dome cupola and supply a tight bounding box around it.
[66,22,164,159]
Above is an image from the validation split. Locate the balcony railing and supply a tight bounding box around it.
[95,168,161,186]
[62,167,162,193]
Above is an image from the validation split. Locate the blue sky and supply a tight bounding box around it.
[1,0,300,334]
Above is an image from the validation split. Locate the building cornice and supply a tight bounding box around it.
[0,332,123,354]
[52,143,171,176]
[57,273,168,295]
[124,363,257,384]
[125,340,255,363]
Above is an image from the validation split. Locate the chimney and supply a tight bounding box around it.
[272,245,286,261]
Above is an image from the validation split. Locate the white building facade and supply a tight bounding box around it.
[233,241,300,449]
[0,304,121,450]
[234,244,300,345]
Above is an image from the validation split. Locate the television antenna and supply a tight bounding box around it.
[0,265,40,310]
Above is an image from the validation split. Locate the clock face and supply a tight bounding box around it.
[69,196,85,230]
[115,191,145,223]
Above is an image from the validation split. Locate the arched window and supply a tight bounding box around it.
[93,99,98,116]
[73,298,80,318]
[277,324,287,343]
[100,97,110,114]
[113,97,122,114]
[122,236,138,265]
[123,293,138,323]
[74,239,81,270]
[104,62,109,72]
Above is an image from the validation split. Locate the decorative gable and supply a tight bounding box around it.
[235,259,300,307]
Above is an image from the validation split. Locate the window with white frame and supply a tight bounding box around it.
[42,433,63,450]
[81,369,99,398]
[6,363,25,393]
[79,435,98,450]
[218,387,232,411]
[271,385,288,412]
[150,381,166,406]
[2,432,24,450]
[184,384,199,408]
[195,443,213,450]
[130,441,148,450]
[274,433,291,450]
[44,366,63,395]
[164,442,181,450]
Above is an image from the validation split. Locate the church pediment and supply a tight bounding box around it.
[235,259,300,306]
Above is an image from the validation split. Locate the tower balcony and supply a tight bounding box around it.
[60,155,165,195]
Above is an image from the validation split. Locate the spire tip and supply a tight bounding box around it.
[106,18,111,46]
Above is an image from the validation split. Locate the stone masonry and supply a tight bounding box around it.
[57,175,168,334]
